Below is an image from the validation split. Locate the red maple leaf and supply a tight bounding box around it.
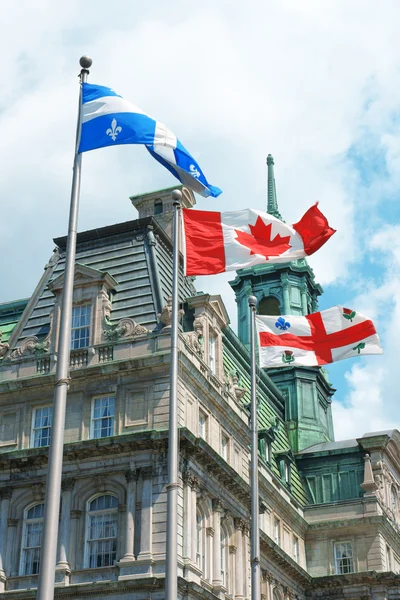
[234,217,292,259]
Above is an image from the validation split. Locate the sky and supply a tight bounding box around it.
[1,0,399,441]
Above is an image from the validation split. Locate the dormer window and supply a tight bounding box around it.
[209,334,216,375]
[71,305,91,349]
[275,449,295,489]
[154,200,163,215]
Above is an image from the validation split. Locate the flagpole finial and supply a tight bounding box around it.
[171,189,182,205]
[248,295,257,308]
[79,56,92,70]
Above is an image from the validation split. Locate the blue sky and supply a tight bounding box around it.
[1,0,400,440]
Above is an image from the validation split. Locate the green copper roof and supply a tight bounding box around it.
[266,154,282,220]
[0,299,28,344]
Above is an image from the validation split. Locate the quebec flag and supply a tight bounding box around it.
[78,83,222,198]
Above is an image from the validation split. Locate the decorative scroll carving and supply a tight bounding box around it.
[103,316,149,342]
[101,290,112,319]
[226,370,246,400]
[11,336,50,359]
[0,331,9,358]
[158,297,184,329]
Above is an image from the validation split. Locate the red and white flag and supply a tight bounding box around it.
[182,204,335,276]
[256,307,382,368]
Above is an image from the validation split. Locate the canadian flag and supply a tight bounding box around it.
[182,204,335,276]
[256,307,383,368]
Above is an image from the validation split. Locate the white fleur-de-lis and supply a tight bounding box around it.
[189,164,201,179]
[106,118,122,141]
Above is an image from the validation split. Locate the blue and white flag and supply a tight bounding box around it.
[78,83,222,198]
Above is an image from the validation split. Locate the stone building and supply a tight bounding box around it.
[0,159,399,600]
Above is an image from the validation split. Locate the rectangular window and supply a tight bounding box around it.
[32,406,52,448]
[209,335,216,374]
[386,545,391,571]
[199,410,207,440]
[71,304,91,349]
[273,518,280,545]
[221,433,229,461]
[91,396,115,439]
[334,541,354,574]
[293,536,299,563]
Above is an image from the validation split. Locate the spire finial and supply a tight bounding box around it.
[266,154,282,220]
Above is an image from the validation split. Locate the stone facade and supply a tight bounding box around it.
[0,184,399,600]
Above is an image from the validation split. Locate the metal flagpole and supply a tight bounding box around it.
[165,189,182,600]
[249,295,261,600]
[37,56,92,600]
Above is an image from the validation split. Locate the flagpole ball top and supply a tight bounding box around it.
[79,56,92,69]
[248,295,257,308]
[171,189,182,203]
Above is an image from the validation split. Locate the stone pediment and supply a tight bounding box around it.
[187,293,230,328]
[48,263,118,294]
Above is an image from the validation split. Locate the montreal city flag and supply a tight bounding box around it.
[182,204,335,275]
[256,306,383,368]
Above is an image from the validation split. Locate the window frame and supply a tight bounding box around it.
[198,408,208,441]
[20,503,45,576]
[334,540,354,574]
[293,535,299,563]
[71,304,92,350]
[31,405,53,448]
[196,509,205,574]
[84,493,119,569]
[273,517,281,545]
[221,431,230,462]
[209,333,216,375]
[90,395,115,440]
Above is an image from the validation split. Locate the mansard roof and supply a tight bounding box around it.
[9,216,196,349]
[0,299,28,344]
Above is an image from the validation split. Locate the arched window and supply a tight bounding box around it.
[196,510,204,573]
[258,296,280,316]
[85,494,118,568]
[20,503,44,575]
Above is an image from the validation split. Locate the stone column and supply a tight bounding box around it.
[234,518,245,600]
[137,467,153,562]
[120,469,139,563]
[281,275,290,314]
[229,545,237,597]
[69,510,81,571]
[57,478,75,570]
[300,283,308,315]
[5,519,18,577]
[212,499,223,587]
[0,488,12,587]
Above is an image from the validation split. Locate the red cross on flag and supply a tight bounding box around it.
[256,307,383,367]
[182,204,335,276]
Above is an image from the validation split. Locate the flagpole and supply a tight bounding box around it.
[37,56,92,600]
[165,189,182,600]
[249,295,261,600]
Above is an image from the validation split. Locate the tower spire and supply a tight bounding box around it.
[266,154,282,220]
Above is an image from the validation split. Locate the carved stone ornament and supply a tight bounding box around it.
[0,331,10,358]
[158,297,184,329]
[101,290,112,320]
[184,316,204,356]
[10,335,50,359]
[226,370,246,400]
[103,316,149,342]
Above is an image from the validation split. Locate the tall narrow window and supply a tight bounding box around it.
[273,518,280,545]
[86,495,118,568]
[293,536,299,563]
[199,410,207,440]
[31,406,52,448]
[334,541,354,574]
[91,396,115,439]
[196,511,204,572]
[209,335,216,375]
[221,433,229,461]
[386,545,392,571]
[391,485,397,517]
[221,527,228,587]
[21,504,44,575]
[71,304,91,349]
